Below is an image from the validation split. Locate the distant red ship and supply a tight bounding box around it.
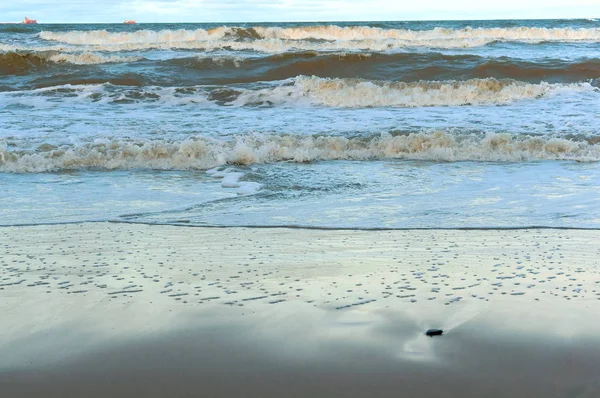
[22,17,37,24]
[124,20,136,24]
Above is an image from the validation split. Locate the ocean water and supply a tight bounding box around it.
[1,20,600,227]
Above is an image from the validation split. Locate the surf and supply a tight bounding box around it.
[2,131,600,173]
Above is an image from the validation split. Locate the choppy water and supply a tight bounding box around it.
[1,20,600,227]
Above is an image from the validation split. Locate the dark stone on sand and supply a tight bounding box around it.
[425,329,443,337]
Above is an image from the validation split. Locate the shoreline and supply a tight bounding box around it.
[2,223,600,397]
[3,219,600,231]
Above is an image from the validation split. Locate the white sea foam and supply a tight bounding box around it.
[46,52,142,65]
[39,26,600,44]
[0,84,211,107]
[37,26,600,52]
[206,166,235,177]
[251,25,600,42]
[221,172,245,188]
[0,48,142,65]
[235,76,593,108]
[206,168,263,194]
[37,36,491,52]
[236,182,263,195]
[0,43,76,53]
[2,77,592,109]
[2,132,599,173]
[193,54,245,67]
[40,28,228,45]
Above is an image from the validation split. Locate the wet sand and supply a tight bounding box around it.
[1,223,600,397]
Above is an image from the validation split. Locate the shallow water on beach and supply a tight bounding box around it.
[1,19,600,227]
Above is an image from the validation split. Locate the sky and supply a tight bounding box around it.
[1,0,600,23]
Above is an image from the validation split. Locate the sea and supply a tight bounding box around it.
[1,20,600,228]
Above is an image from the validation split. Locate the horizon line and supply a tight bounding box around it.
[3,16,599,24]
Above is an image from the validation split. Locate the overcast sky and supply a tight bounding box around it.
[2,0,600,23]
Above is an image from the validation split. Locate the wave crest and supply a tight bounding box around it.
[234,76,592,107]
[0,51,141,74]
[1,77,592,108]
[46,52,142,65]
[36,26,600,52]
[2,132,599,173]
[251,25,600,42]
[167,52,600,84]
[0,51,48,74]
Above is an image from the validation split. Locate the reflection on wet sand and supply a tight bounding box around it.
[1,223,600,397]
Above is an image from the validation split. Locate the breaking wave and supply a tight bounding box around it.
[0,51,141,74]
[39,26,600,44]
[37,26,600,52]
[233,76,593,107]
[3,77,593,108]
[2,131,600,173]
[162,53,600,84]
[250,25,600,42]
[45,52,141,65]
[7,50,600,85]
[0,51,49,74]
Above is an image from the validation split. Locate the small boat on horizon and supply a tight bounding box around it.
[124,20,136,25]
[22,17,37,24]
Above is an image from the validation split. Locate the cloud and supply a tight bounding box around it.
[1,0,599,23]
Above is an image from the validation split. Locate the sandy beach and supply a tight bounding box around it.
[1,223,600,397]
[4,13,600,398]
